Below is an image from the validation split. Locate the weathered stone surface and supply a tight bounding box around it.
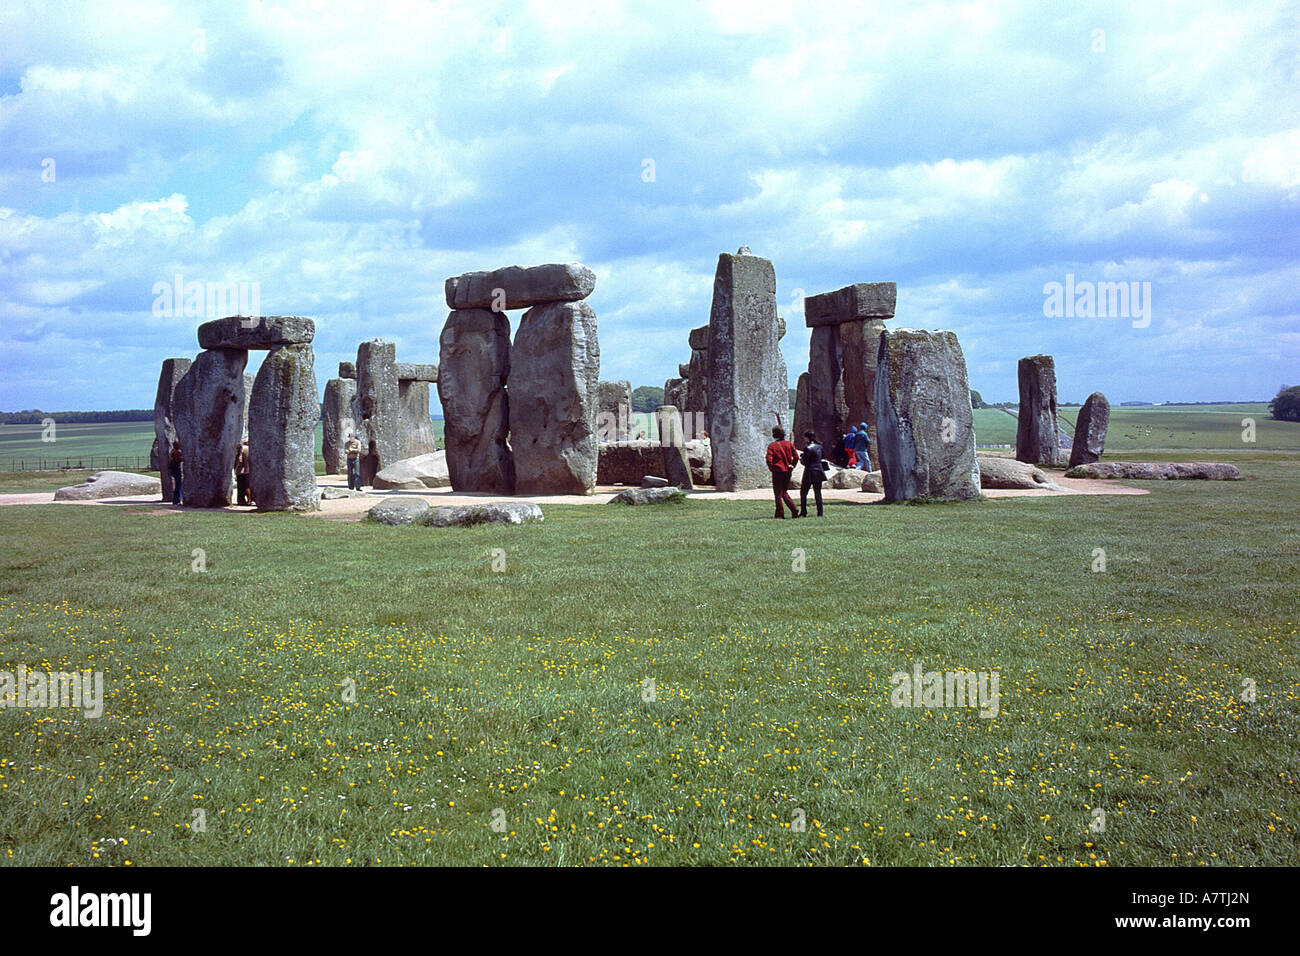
[829,467,864,489]
[684,342,709,415]
[874,329,981,502]
[320,486,372,499]
[339,361,356,379]
[367,497,432,525]
[859,470,884,494]
[55,471,161,501]
[241,372,254,441]
[445,263,596,310]
[688,325,709,351]
[808,325,849,462]
[197,315,314,350]
[684,439,712,485]
[838,318,887,448]
[1065,461,1241,480]
[1068,392,1110,468]
[655,405,694,490]
[1016,354,1060,467]
[609,487,688,505]
[705,250,788,491]
[437,309,515,494]
[173,348,248,508]
[249,343,320,512]
[352,340,400,487]
[372,451,451,490]
[153,357,192,502]
[419,502,544,527]
[509,300,600,495]
[398,379,438,459]
[663,378,685,413]
[641,475,670,488]
[322,378,357,474]
[395,362,438,382]
[805,282,896,327]
[599,441,664,485]
[792,372,811,447]
[978,456,1062,490]
[596,380,632,441]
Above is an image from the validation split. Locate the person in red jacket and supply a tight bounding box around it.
[765,425,799,519]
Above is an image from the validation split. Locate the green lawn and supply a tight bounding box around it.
[0,448,1295,866]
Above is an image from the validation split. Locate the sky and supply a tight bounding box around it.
[1,0,1297,413]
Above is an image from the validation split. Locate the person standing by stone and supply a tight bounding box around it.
[234,439,252,506]
[344,433,362,491]
[765,426,799,519]
[798,430,827,518]
[853,422,872,471]
[843,426,859,468]
[168,441,184,505]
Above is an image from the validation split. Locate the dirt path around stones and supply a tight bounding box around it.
[0,474,1148,521]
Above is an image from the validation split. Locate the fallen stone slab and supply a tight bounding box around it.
[445,263,596,311]
[197,315,315,350]
[829,467,866,489]
[320,486,373,499]
[978,456,1063,490]
[805,282,896,327]
[396,362,438,382]
[55,471,161,501]
[419,502,544,527]
[609,487,688,505]
[641,475,670,488]
[1064,461,1241,480]
[372,451,451,490]
[367,498,432,525]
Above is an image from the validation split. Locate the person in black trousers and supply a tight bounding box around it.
[799,430,827,517]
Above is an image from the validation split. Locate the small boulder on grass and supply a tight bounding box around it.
[367,497,432,525]
[641,475,670,488]
[419,502,544,527]
[610,487,688,505]
[977,456,1063,490]
[1064,461,1241,480]
[859,470,884,493]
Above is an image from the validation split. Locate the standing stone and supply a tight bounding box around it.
[352,340,400,486]
[398,379,438,459]
[509,301,600,495]
[596,380,632,441]
[1068,392,1111,468]
[241,372,254,440]
[655,405,694,490]
[437,309,514,494]
[249,344,320,511]
[663,378,685,416]
[322,378,357,474]
[1016,354,1061,466]
[172,349,248,508]
[837,318,887,448]
[153,357,192,502]
[874,329,980,502]
[792,372,812,445]
[808,325,849,456]
[705,250,788,491]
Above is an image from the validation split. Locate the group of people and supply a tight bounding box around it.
[165,438,254,506]
[765,421,872,519]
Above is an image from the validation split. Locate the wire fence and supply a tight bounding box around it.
[6,456,153,473]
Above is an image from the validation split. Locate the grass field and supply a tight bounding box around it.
[0,429,1296,866]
